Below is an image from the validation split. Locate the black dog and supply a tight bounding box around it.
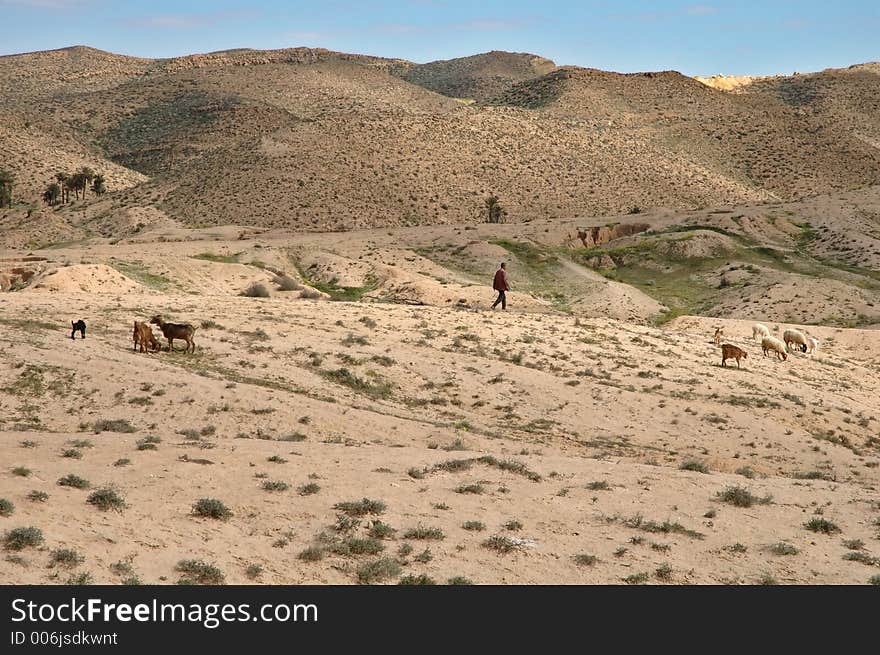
[70,320,86,340]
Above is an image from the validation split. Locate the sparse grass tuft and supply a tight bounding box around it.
[356,557,401,584]
[332,536,385,557]
[768,542,799,556]
[27,490,48,503]
[716,486,772,508]
[0,499,14,517]
[403,526,444,540]
[843,552,880,566]
[399,574,436,585]
[482,535,519,554]
[680,460,709,474]
[262,481,289,492]
[455,484,484,495]
[368,521,396,539]
[192,498,232,520]
[50,548,84,568]
[87,488,125,511]
[573,554,598,567]
[298,546,325,562]
[4,527,43,551]
[298,483,321,496]
[92,419,136,434]
[333,498,386,516]
[447,576,474,585]
[804,517,841,534]
[176,559,225,585]
[462,521,485,532]
[57,474,90,489]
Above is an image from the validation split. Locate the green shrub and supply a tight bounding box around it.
[482,535,518,554]
[297,546,325,562]
[4,527,43,551]
[58,474,90,489]
[298,483,320,496]
[398,574,436,585]
[333,498,386,516]
[87,488,125,511]
[92,419,136,434]
[447,576,474,585]
[573,554,598,566]
[716,486,772,508]
[356,557,401,584]
[368,521,396,539]
[402,526,444,540]
[192,498,232,520]
[50,548,84,568]
[680,460,709,474]
[804,517,841,534]
[175,559,225,585]
[27,490,48,502]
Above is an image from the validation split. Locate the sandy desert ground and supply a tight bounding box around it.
[1,224,879,586]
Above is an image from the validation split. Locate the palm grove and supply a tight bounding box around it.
[43,167,106,205]
[0,167,107,209]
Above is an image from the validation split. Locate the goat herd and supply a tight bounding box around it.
[715,323,819,369]
[72,314,818,370]
[133,315,197,354]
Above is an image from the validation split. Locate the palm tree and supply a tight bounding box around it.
[484,195,506,224]
[70,172,86,201]
[43,183,61,206]
[55,173,70,203]
[91,174,106,196]
[0,169,14,208]
[79,167,95,199]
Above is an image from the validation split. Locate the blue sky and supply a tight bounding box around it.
[1,0,877,76]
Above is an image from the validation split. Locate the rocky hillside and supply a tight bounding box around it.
[1,46,879,232]
[397,51,556,101]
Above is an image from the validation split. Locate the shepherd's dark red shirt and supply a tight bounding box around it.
[493,269,509,291]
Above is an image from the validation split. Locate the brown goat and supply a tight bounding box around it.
[713,327,724,346]
[721,343,748,368]
[149,315,197,353]
[133,321,161,353]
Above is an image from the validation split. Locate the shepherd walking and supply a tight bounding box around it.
[491,262,510,310]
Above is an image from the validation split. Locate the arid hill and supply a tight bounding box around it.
[1,46,879,233]
[397,50,556,101]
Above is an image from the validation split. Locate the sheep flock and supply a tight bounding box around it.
[719,323,820,369]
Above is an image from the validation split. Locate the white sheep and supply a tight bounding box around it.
[783,328,807,353]
[762,335,788,361]
[752,323,770,341]
[806,336,820,355]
